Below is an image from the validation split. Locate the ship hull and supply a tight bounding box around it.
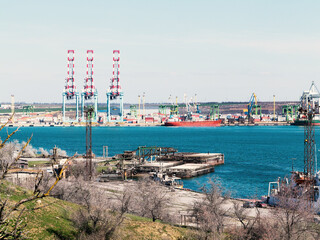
[291,120,320,126]
[164,120,222,127]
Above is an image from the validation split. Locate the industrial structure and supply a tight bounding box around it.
[210,105,219,120]
[23,105,34,115]
[106,50,123,122]
[268,82,320,206]
[299,82,320,180]
[62,50,79,122]
[85,106,94,180]
[60,49,126,124]
[246,93,261,119]
[292,81,320,125]
[81,50,98,122]
[282,104,299,122]
[11,95,14,123]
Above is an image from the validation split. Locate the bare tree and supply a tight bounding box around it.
[192,178,229,239]
[0,138,32,180]
[0,199,26,240]
[68,180,132,240]
[68,161,97,180]
[131,179,171,222]
[228,202,267,240]
[266,183,317,240]
[0,115,68,239]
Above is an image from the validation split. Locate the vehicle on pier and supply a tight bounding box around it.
[150,172,183,189]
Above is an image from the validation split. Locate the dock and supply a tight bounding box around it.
[167,163,215,178]
[122,148,224,179]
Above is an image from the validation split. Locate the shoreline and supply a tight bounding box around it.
[5,121,291,127]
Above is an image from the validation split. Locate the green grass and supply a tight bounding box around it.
[127,214,153,222]
[25,198,79,239]
[0,180,78,240]
[96,165,109,173]
[0,180,196,240]
[28,161,50,167]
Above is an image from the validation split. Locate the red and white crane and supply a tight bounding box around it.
[62,50,79,122]
[81,50,98,121]
[107,50,124,122]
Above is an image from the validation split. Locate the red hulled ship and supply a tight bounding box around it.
[164,119,222,127]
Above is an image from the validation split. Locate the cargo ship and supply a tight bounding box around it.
[291,119,320,126]
[164,119,222,127]
[291,114,320,126]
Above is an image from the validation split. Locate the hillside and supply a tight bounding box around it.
[0,181,193,240]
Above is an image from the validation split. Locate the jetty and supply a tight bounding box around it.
[108,147,224,179]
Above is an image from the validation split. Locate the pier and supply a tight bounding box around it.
[116,148,224,179]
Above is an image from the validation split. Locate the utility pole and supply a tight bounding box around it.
[143,92,145,120]
[138,95,141,121]
[299,82,319,201]
[11,95,14,123]
[273,95,275,121]
[85,106,94,180]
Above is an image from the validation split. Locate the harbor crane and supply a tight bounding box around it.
[168,95,178,116]
[62,50,79,122]
[193,94,201,114]
[106,50,124,122]
[81,50,98,122]
[245,93,261,120]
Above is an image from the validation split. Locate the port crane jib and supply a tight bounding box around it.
[106,50,124,122]
[81,50,98,122]
[62,50,79,122]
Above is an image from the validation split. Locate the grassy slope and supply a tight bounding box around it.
[117,215,192,240]
[0,181,193,240]
[28,160,50,168]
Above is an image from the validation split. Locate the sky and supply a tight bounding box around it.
[1,0,320,104]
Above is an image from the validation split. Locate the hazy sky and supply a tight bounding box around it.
[1,0,320,103]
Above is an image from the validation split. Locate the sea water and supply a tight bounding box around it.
[1,125,316,198]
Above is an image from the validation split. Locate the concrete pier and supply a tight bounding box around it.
[135,153,224,178]
[168,163,215,178]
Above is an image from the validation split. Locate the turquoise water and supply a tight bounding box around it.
[1,126,316,198]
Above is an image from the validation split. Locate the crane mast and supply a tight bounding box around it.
[81,50,98,122]
[106,50,124,122]
[110,50,122,99]
[62,50,79,122]
[66,50,76,99]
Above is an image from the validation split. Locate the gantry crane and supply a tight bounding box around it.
[106,50,124,122]
[81,50,98,122]
[62,50,79,122]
